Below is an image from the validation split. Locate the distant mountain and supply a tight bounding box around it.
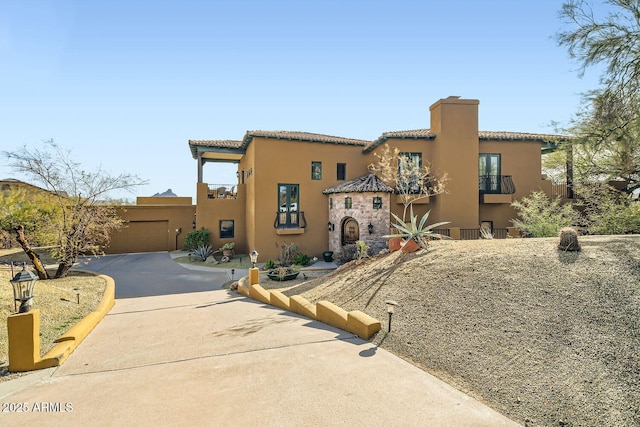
[152,189,177,197]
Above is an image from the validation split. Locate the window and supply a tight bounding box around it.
[398,152,423,194]
[479,154,501,193]
[373,197,382,209]
[337,163,346,181]
[312,162,322,180]
[329,197,333,209]
[278,184,300,228]
[220,220,234,238]
[345,197,352,209]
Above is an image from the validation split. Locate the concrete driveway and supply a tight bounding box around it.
[77,252,235,298]
[0,253,520,426]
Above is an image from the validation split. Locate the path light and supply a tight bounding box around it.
[231,268,235,280]
[250,249,259,268]
[10,263,39,314]
[385,300,398,333]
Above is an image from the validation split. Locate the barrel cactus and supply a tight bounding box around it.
[558,227,581,252]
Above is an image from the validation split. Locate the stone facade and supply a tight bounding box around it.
[328,192,390,257]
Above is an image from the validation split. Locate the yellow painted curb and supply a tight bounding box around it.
[40,273,115,367]
[236,276,381,340]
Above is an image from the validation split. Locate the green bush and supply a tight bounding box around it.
[293,253,310,266]
[511,191,577,237]
[184,227,210,251]
[355,240,370,260]
[576,184,640,234]
[264,259,276,270]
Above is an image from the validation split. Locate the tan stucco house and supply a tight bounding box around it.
[188,96,563,262]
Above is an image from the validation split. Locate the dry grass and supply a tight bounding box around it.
[0,250,106,382]
[278,235,640,427]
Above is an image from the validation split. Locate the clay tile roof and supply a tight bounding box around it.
[243,130,370,147]
[188,140,244,158]
[478,131,569,143]
[323,174,395,194]
[189,139,243,149]
[362,129,436,153]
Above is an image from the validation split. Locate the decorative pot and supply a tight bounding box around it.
[322,251,334,262]
[401,238,420,253]
[388,237,403,251]
[266,270,300,281]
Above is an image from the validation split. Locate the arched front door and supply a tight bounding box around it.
[341,217,359,245]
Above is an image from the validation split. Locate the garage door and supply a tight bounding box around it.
[107,221,169,253]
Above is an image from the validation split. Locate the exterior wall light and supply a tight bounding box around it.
[192,220,196,229]
[384,300,398,333]
[368,223,374,234]
[250,249,259,268]
[10,263,39,313]
[327,221,334,232]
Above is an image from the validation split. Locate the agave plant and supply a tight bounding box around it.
[192,244,214,262]
[383,206,450,250]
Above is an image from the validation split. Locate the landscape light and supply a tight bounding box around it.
[10,263,39,314]
[250,249,259,268]
[384,300,398,333]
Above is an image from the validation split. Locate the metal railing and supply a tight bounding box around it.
[432,228,451,238]
[273,211,307,229]
[207,184,238,199]
[551,183,574,199]
[479,175,516,194]
[460,228,509,240]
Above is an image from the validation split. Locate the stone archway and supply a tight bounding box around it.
[341,217,360,246]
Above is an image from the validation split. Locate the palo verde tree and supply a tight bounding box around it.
[3,140,147,278]
[368,144,447,222]
[556,0,640,194]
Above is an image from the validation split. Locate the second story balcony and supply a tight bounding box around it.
[207,184,238,199]
[479,175,515,203]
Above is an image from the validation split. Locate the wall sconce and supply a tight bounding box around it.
[176,227,182,234]
[327,221,334,232]
[249,249,259,268]
[192,220,196,229]
[368,223,374,234]
[10,263,39,313]
[385,300,398,333]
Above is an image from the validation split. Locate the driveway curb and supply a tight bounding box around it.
[36,272,115,369]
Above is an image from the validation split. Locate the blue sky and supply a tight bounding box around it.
[0,0,604,200]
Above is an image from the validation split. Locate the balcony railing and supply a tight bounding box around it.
[207,184,238,199]
[273,211,307,229]
[479,175,516,194]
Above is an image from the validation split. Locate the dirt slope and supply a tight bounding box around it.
[285,235,640,427]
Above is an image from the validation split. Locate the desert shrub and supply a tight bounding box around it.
[184,227,210,251]
[264,259,276,270]
[336,244,358,264]
[479,226,494,240]
[275,242,298,266]
[293,253,310,266]
[511,191,577,237]
[355,240,370,260]
[558,227,581,251]
[575,184,640,234]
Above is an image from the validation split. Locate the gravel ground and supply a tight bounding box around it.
[282,235,640,427]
